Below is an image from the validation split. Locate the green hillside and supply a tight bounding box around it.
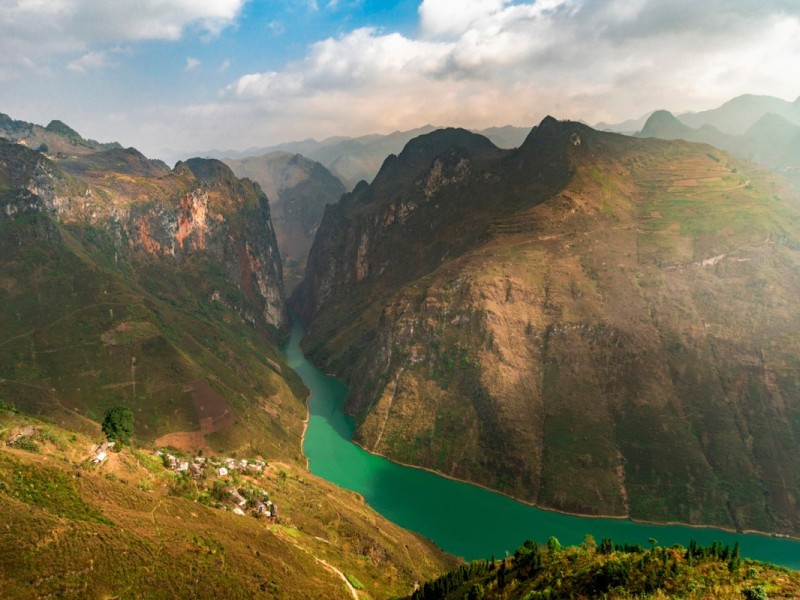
[408,537,800,599]
[0,410,457,599]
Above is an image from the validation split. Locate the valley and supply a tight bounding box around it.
[292,316,800,568]
[3,95,800,597]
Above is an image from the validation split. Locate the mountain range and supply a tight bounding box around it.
[0,115,457,597]
[4,95,800,596]
[204,124,530,191]
[596,93,800,135]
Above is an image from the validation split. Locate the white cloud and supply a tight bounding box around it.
[199,0,800,151]
[0,0,246,78]
[268,20,286,36]
[185,57,202,71]
[37,0,800,159]
[67,50,118,73]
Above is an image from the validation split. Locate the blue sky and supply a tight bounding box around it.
[2,0,800,162]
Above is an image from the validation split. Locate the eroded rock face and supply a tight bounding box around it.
[295,119,800,536]
[0,139,286,330]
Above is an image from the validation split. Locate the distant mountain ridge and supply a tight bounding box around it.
[203,124,530,190]
[597,93,800,137]
[1,112,123,156]
[223,151,346,291]
[635,108,800,174]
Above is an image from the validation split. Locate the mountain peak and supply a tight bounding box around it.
[639,110,691,138]
[45,119,83,141]
[399,127,497,162]
[183,157,239,186]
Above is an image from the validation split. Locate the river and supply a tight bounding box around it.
[285,317,800,567]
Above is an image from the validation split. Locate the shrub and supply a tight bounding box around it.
[101,406,134,445]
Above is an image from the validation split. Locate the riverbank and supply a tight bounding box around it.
[350,439,800,544]
[286,316,800,567]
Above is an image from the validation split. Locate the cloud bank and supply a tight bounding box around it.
[2,0,800,159]
[170,0,800,153]
[0,0,246,77]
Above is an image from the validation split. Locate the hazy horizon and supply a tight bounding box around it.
[2,0,799,162]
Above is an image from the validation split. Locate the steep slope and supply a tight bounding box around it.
[0,137,297,457]
[295,119,800,535]
[224,151,346,291]
[0,411,458,599]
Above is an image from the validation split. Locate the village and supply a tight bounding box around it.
[87,438,279,520]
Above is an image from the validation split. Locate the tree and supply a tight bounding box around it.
[37,142,48,153]
[102,406,134,445]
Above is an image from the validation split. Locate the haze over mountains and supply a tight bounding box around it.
[207,125,530,191]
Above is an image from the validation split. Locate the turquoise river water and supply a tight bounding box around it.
[285,318,800,567]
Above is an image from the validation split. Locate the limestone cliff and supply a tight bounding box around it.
[295,119,800,535]
[224,151,346,292]
[0,139,286,330]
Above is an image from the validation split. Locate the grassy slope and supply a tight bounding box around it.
[0,410,458,599]
[0,212,306,460]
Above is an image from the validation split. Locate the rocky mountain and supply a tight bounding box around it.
[636,109,800,176]
[207,125,530,191]
[224,151,346,291]
[1,112,124,157]
[0,130,296,457]
[294,118,800,536]
[0,117,459,597]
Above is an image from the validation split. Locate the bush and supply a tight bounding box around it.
[743,586,768,600]
[101,406,134,445]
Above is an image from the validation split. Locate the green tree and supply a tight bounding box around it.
[101,406,134,445]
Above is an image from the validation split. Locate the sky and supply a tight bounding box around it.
[2,0,800,162]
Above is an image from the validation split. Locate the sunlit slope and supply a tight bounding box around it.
[297,119,800,535]
[0,138,299,458]
[0,411,456,599]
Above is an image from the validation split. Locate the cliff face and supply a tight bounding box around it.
[0,136,296,455]
[224,151,346,292]
[295,119,800,535]
[1,140,286,330]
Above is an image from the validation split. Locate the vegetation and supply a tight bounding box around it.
[0,411,457,599]
[102,406,134,445]
[0,138,306,461]
[408,538,800,599]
